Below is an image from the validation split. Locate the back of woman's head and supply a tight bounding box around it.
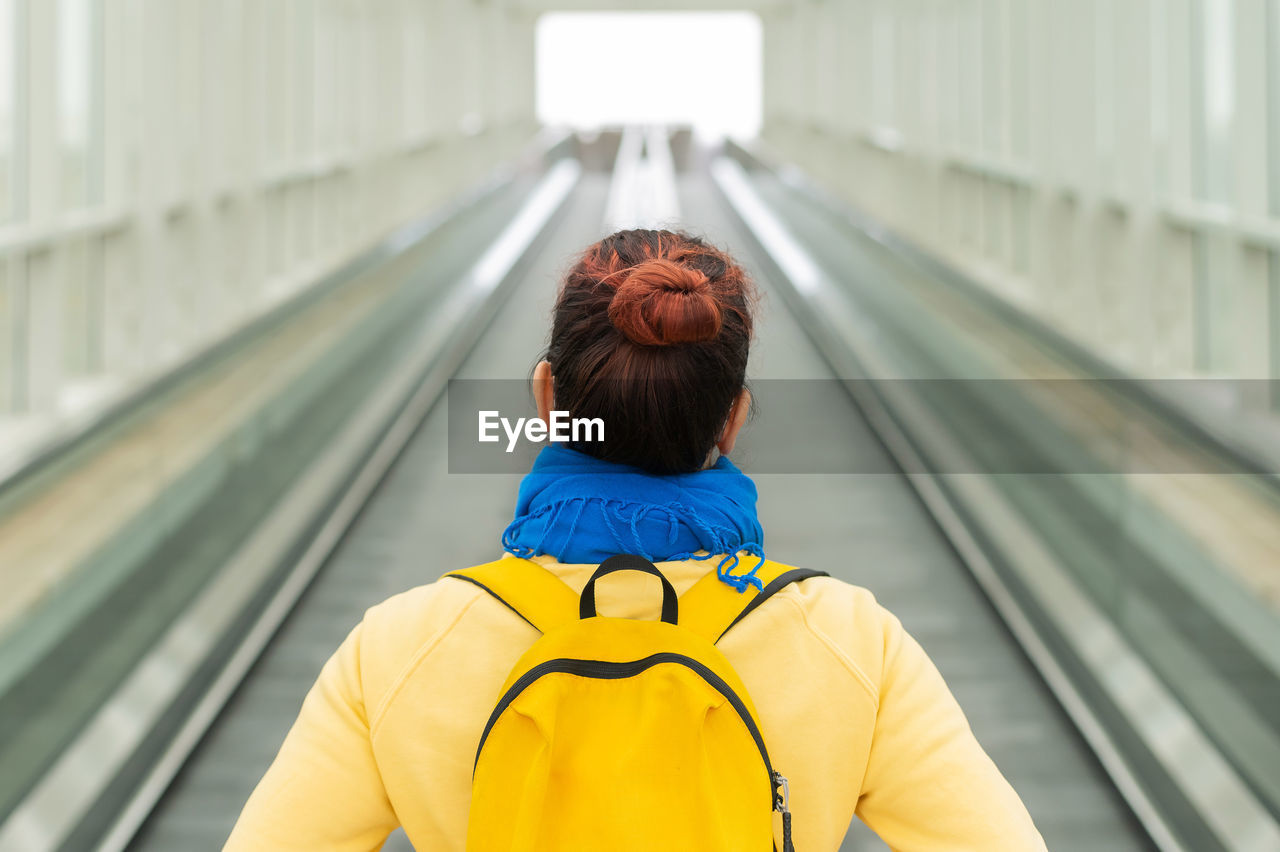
[546,229,756,474]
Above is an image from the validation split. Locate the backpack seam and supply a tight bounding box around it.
[368,587,488,736]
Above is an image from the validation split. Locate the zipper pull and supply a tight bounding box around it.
[773,770,795,852]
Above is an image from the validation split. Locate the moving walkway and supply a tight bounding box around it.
[1,128,1274,851]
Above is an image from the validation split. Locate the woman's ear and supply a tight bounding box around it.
[716,388,751,456]
[532,360,554,423]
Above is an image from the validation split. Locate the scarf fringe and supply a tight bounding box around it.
[502,495,765,593]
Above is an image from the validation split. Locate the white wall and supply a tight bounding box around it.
[761,0,1280,393]
[535,11,762,139]
[0,0,538,442]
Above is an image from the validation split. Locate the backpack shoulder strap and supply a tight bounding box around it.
[444,558,578,634]
[679,559,830,644]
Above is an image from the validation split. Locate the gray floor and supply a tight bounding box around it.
[129,168,1152,851]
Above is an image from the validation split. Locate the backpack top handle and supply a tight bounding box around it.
[580,553,679,625]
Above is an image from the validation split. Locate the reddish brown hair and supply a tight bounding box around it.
[545,229,756,474]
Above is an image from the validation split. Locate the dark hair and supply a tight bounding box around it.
[545,229,756,474]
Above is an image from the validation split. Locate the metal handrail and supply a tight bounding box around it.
[0,137,578,852]
[0,128,571,504]
[723,137,1280,492]
[711,150,1280,852]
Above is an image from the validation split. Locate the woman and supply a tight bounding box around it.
[226,230,1046,851]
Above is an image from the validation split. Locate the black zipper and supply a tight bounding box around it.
[473,653,776,787]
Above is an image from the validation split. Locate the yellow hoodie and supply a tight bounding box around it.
[225,554,1047,851]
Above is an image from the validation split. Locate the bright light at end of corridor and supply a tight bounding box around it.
[536,12,762,140]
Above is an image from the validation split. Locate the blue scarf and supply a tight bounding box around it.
[502,444,766,592]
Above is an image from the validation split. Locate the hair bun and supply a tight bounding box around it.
[607,258,722,346]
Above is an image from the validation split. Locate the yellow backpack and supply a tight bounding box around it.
[445,553,827,851]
